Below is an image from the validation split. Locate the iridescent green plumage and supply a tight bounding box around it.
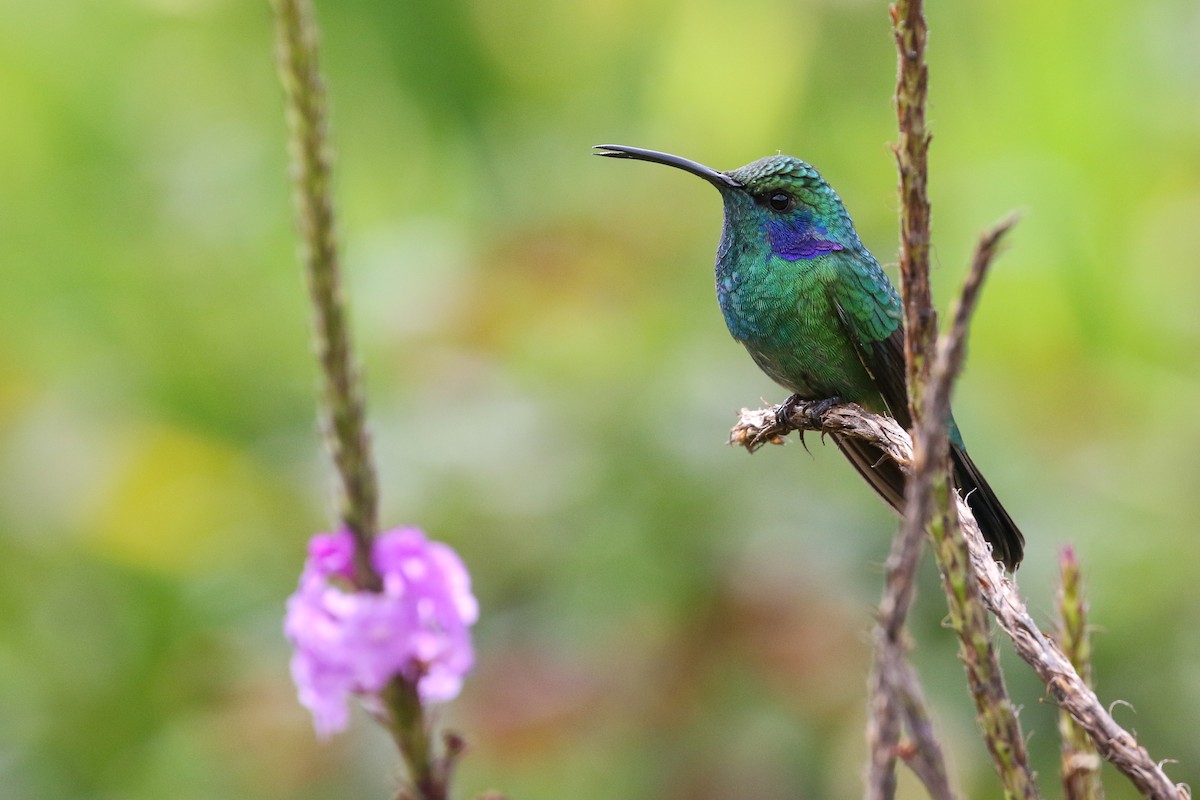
[597,145,1024,570]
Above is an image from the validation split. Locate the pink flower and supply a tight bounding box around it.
[284,528,478,737]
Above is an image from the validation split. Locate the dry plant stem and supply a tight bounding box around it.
[915,221,1039,800]
[272,3,446,797]
[891,0,935,419]
[272,0,379,590]
[892,664,956,798]
[864,666,902,800]
[890,0,1035,793]
[867,474,956,799]
[888,0,938,683]
[867,614,957,800]
[741,404,953,800]
[867,374,941,798]
[892,0,1037,788]
[730,403,1188,800]
[936,215,1019,382]
[924,484,1039,800]
[1056,547,1105,800]
[880,5,957,794]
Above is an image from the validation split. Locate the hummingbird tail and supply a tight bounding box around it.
[950,443,1025,571]
[833,434,1025,571]
[832,434,908,512]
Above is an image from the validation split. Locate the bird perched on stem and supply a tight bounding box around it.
[595,144,1024,570]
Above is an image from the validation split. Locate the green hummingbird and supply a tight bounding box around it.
[595,144,1024,570]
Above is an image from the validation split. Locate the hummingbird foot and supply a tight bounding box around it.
[773,393,805,428]
[808,395,845,419]
[774,394,844,428]
[776,394,844,454]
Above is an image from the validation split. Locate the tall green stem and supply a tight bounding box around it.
[271,3,447,797]
[272,0,379,590]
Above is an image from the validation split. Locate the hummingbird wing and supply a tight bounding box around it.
[827,271,911,512]
[829,268,1025,569]
[828,266,910,428]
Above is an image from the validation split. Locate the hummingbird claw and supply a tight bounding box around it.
[774,393,804,429]
[775,395,843,452]
[809,396,844,418]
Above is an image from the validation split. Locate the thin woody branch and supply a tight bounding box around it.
[867,418,957,800]
[916,219,1038,799]
[936,214,1020,387]
[867,629,957,800]
[1056,546,1105,800]
[864,665,902,800]
[885,5,967,795]
[730,401,1187,800]
[890,0,1035,791]
[885,0,1022,788]
[891,0,935,420]
[891,664,955,798]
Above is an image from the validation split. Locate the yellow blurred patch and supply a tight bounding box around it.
[0,369,39,426]
[647,0,814,150]
[90,424,277,573]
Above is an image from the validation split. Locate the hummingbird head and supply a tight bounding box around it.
[594,145,861,260]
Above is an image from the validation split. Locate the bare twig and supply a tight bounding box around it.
[935,215,1020,389]
[883,3,945,796]
[864,662,902,800]
[891,0,935,420]
[731,403,907,454]
[890,0,1036,791]
[730,401,1188,800]
[918,221,1038,800]
[868,621,957,800]
[733,402,958,800]
[1056,546,1105,800]
[867,442,957,799]
[892,659,956,798]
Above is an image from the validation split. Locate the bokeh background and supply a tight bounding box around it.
[2,0,1199,797]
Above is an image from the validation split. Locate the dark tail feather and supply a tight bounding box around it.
[950,443,1025,571]
[833,434,1025,571]
[833,434,907,511]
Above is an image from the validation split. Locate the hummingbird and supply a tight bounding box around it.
[595,144,1024,570]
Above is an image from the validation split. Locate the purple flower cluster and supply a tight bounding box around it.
[285,527,478,737]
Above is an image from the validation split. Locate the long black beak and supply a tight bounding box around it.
[593,144,741,189]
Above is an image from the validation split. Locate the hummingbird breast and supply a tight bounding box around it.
[715,249,880,405]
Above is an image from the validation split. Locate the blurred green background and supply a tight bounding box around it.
[2,0,1198,797]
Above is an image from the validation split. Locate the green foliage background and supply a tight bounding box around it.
[2,0,1198,798]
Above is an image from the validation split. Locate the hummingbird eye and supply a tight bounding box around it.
[766,191,794,213]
